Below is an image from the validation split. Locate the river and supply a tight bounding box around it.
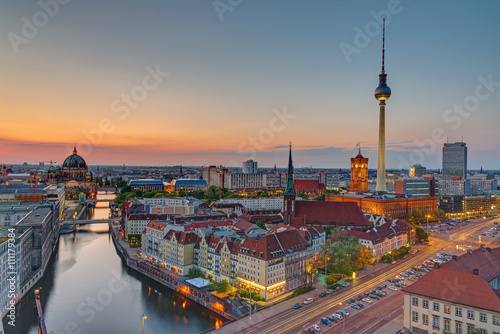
[4,192,224,334]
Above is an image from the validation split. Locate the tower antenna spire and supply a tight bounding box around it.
[382,18,385,73]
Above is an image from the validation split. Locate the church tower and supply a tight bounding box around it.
[282,143,296,224]
[349,145,368,194]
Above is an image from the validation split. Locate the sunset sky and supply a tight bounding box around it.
[1,1,499,169]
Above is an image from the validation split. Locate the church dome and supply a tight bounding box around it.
[48,165,56,171]
[56,165,61,170]
[62,146,87,169]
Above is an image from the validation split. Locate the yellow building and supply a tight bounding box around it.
[162,230,198,275]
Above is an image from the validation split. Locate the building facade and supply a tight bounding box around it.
[443,142,467,179]
[395,179,432,197]
[243,160,258,174]
[349,149,369,194]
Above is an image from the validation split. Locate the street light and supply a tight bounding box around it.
[142,315,147,334]
[324,255,330,291]
[426,214,430,231]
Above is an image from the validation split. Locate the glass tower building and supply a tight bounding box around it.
[442,142,467,179]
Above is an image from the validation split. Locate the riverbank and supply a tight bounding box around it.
[109,225,234,321]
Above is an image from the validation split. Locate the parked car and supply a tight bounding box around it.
[351,303,360,310]
[312,324,321,332]
[343,310,350,316]
[320,317,332,326]
[348,298,355,304]
[304,298,313,304]
[327,315,338,322]
[356,295,363,301]
[326,289,333,294]
[319,292,326,298]
[388,286,398,291]
[355,302,364,308]
[302,329,309,334]
[293,303,302,309]
[391,261,396,265]
[381,284,387,288]
[362,298,373,304]
[370,294,380,300]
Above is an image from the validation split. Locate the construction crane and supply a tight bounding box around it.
[35,160,57,166]
[0,165,13,190]
[28,172,40,201]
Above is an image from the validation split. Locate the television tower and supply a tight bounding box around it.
[374,18,391,192]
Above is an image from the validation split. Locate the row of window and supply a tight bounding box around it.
[412,312,495,334]
[412,297,498,324]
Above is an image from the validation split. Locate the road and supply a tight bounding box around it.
[237,216,500,334]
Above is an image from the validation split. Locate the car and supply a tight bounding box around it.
[304,298,313,304]
[377,290,386,296]
[312,324,321,332]
[370,289,377,294]
[370,294,380,300]
[293,303,302,309]
[326,289,333,294]
[341,282,350,287]
[320,317,332,326]
[351,303,360,310]
[319,292,326,298]
[395,283,402,288]
[356,295,363,301]
[388,286,398,291]
[362,298,372,304]
[302,329,309,334]
[391,261,396,265]
[332,314,343,320]
[355,302,364,308]
[408,277,416,281]
[381,284,387,288]
[343,310,350,316]
[327,315,338,322]
[362,292,369,298]
[348,298,355,304]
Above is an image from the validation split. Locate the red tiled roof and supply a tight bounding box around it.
[127,214,170,221]
[442,246,500,284]
[347,219,413,244]
[403,266,500,313]
[227,240,242,254]
[294,179,320,189]
[239,213,283,223]
[146,221,167,231]
[164,230,198,244]
[267,223,296,234]
[239,229,309,260]
[232,220,254,232]
[291,201,371,229]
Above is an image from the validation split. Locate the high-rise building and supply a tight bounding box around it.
[394,179,432,197]
[443,142,467,179]
[242,160,258,174]
[374,19,391,192]
[349,147,368,194]
[409,164,426,177]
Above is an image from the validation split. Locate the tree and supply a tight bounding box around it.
[406,208,426,225]
[208,280,229,293]
[414,224,429,242]
[324,235,373,275]
[255,221,267,230]
[120,185,132,193]
[297,193,309,200]
[187,267,203,279]
[432,209,446,219]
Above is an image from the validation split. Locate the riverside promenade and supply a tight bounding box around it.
[109,225,234,321]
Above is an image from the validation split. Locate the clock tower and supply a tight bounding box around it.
[349,147,368,194]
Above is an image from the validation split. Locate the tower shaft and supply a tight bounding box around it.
[376,101,387,192]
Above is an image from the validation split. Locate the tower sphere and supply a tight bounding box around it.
[374,85,391,101]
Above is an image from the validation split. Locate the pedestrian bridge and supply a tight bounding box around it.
[60,219,118,233]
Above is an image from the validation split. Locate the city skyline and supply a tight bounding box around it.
[1,1,500,168]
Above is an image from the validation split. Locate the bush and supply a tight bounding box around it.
[292,286,314,297]
[381,245,411,263]
[187,267,203,279]
[325,274,343,286]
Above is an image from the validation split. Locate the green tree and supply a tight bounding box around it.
[208,280,229,293]
[255,221,266,230]
[406,208,426,225]
[297,193,309,200]
[325,234,373,275]
[187,267,203,279]
[120,185,132,193]
[413,224,429,242]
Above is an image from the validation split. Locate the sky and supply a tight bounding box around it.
[1,0,499,169]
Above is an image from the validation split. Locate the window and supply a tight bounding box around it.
[444,319,450,333]
[433,316,439,329]
[456,307,463,317]
[456,322,462,334]
[494,316,500,325]
[423,300,429,309]
[433,302,439,311]
[412,297,419,306]
[444,305,451,314]
[422,314,428,325]
[480,313,487,323]
[412,311,418,322]
[468,310,474,320]
[467,324,474,334]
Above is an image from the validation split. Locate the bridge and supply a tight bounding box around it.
[85,199,114,203]
[60,218,119,233]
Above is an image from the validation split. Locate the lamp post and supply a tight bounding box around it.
[324,255,330,291]
[249,291,253,319]
[426,214,430,231]
[142,315,147,334]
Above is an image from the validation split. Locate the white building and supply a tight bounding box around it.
[219,197,283,210]
[243,160,258,174]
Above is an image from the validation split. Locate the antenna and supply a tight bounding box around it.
[382,18,385,73]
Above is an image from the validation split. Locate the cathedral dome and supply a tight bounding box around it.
[62,146,87,169]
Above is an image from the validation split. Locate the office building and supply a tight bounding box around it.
[443,142,467,179]
[395,179,432,197]
[409,164,427,177]
[242,160,258,174]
